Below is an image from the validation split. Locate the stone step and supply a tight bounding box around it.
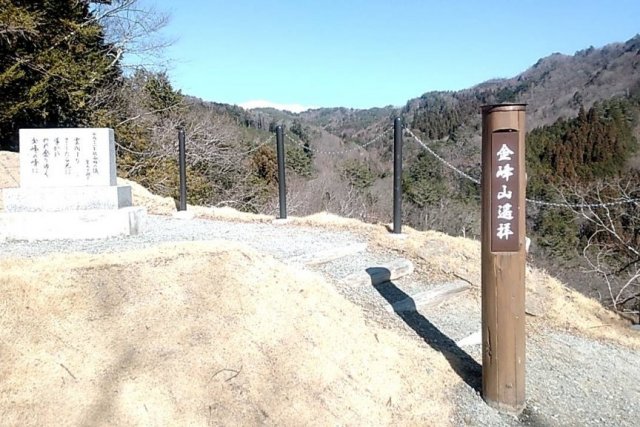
[291,243,368,266]
[385,280,470,313]
[339,258,414,287]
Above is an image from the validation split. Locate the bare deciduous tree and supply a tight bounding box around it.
[560,178,640,319]
[89,0,172,71]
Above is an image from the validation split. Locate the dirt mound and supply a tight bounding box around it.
[0,242,455,425]
[2,148,636,348]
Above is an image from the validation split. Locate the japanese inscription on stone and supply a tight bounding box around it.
[490,131,520,252]
[19,128,116,188]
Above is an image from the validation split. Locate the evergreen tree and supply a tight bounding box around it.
[0,0,118,149]
[527,98,637,187]
[402,151,447,207]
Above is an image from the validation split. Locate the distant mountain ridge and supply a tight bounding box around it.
[402,35,640,141]
[240,100,318,114]
[481,34,640,127]
[247,35,640,141]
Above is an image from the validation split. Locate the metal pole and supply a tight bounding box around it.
[481,104,527,415]
[178,128,187,211]
[276,125,287,219]
[393,117,403,234]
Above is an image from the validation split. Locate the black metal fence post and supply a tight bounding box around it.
[178,128,187,211]
[276,125,287,219]
[393,117,403,233]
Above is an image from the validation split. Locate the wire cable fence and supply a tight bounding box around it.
[284,127,393,155]
[405,127,640,209]
[404,127,482,185]
[240,134,275,156]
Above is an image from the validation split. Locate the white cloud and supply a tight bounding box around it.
[238,100,318,113]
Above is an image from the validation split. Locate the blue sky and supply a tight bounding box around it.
[138,0,640,111]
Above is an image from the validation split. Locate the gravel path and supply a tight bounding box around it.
[2,214,638,426]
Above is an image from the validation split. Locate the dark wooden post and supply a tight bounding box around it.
[276,125,287,219]
[178,128,187,211]
[393,117,403,234]
[481,104,527,415]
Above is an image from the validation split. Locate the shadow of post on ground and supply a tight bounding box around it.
[368,267,482,392]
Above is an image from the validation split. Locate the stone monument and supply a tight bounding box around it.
[1,128,146,240]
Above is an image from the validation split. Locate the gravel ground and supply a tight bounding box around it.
[2,213,638,426]
[0,215,365,262]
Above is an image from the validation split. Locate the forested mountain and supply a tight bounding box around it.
[268,35,640,146]
[252,34,640,193]
[406,35,640,138]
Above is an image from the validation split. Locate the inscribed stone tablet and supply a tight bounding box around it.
[19,128,117,188]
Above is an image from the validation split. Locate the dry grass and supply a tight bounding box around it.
[191,205,274,223]
[0,151,20,211]
[201,205,640,349]
[117,177,176,215]
[268,208,640,349]
[0,242,454,425]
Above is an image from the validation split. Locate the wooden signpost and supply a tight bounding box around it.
[481,104,527,415]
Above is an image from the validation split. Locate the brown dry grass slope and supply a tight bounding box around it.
[0,242,454,425]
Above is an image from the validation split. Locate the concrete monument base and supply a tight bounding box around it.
[0,206,146,241]
[3,185,132,212]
